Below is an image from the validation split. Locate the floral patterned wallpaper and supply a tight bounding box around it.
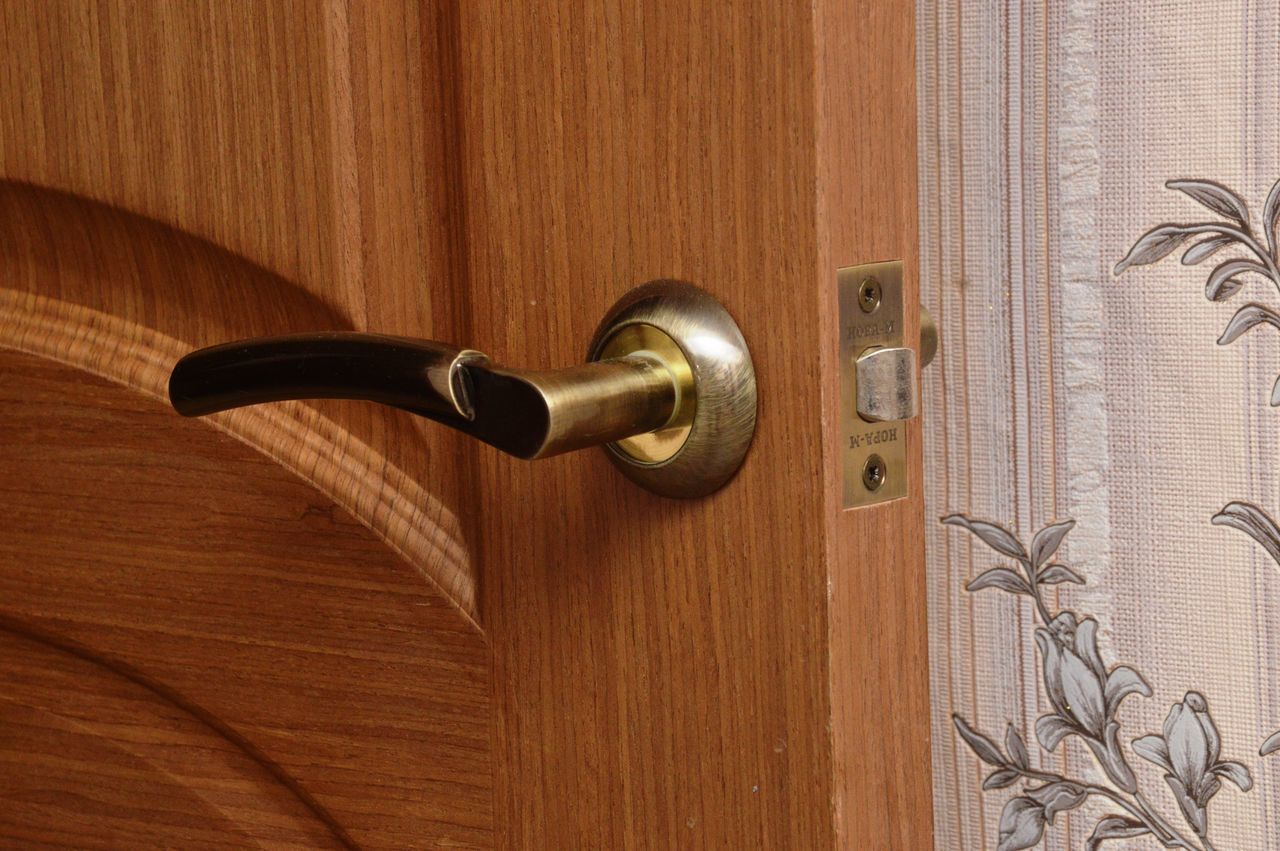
[919,2,1280,849]
[946,514,1255,850]
[941,179,1280,850]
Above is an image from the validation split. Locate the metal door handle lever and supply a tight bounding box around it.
[169,281,757,498]
[171,334,680,460]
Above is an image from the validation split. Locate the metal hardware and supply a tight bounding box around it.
[839,261,937,508]
[855,346,918,422]
[862,453,886,491]
[593,323,694,464]
[858,277,882,314]
[587,281,757,498]
[169,280,755,498]
[920,306,939,369]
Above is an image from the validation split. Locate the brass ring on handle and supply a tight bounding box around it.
[588,281,757,498]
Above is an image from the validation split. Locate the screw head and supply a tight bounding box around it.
[858,277,882,313]
[862,453,886,491]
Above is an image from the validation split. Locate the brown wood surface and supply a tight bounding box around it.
[0,350,492,848]
[0,1,930,848]
[819,2,933,846]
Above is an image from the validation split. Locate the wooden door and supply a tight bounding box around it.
[0,2,929,848]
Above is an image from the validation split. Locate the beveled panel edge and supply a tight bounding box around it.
[0,289,480,626]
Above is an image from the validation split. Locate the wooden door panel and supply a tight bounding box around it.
[458,2,928,847]
[818,4,930,844]
[0,3,495,845]
[459,8,833,845]
[0,0,474,534]
[0,1,931,847]
[0,183,475,616]
[0,629,346,850]
[0,351,492,848]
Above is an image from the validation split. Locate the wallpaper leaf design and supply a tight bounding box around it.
[1211,501,1280,758]
[1115,178,1280,405]
[945,516,1254,851]
[1211,502,1280,565]
[1166,180,1250,224]
[1119,178,1280,766]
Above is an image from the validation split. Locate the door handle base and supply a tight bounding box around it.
[588,281,756,499]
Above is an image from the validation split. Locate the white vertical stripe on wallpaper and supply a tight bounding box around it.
[1054,0,1113,612]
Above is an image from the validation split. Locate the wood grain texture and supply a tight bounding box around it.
[0,350,492,849]
[0,187,476,619]
[0,0,931,847]
[0,627,346,850]
[817,0,935,847]
[0,0,479,594]
[456,0,930,847]
[458,2,835,845]
[0,4,497,846]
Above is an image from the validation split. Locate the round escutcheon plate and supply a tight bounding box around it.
[587,281,757,499]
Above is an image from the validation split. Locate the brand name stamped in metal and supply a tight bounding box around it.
[839,260,911,508]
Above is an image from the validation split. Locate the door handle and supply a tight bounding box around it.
[169,281,757,498]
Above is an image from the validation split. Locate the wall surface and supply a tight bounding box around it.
[920,2,1280,848]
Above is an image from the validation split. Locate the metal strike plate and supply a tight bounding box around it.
[840,260,913,508]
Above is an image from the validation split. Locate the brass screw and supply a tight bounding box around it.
[862,453,886,491]
[858,277,882,313]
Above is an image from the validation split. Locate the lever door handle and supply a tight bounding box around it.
[169,281,757,498]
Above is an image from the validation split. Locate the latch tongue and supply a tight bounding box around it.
[855,346,919,423]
